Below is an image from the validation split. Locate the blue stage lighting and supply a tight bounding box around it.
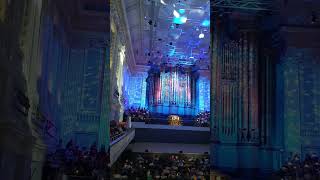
[201,20,210,27]
[178,9,185,14]
[168,47,176,56]
[173,16,187,24]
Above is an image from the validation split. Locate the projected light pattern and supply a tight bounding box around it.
[125,73,147,108]
[178,9,186,14]
[146,0,210,66]
[122,65,130,107]
[198,77,210,112]
[141,77,147,107]
[173,16,188,24]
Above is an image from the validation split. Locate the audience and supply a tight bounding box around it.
[125,107,150,123]
[275,153,320,180]
[194,111,210,127]
[42,141,110,180]
[112,151,210,180]
[110,121,128,142]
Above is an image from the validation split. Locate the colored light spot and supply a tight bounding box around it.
[201,20,210,27]
[173,16,187,24]
[178,9,185,14]
[173,10,180,18]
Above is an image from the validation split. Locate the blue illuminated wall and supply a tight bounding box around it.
[122,65,130,107]
[197,77,210,112]
[123,72,147,108]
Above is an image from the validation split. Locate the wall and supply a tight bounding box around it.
[39,2,110,148]
[124,72,148,108]
[134,127,210,144]
[276,0,320,159]
[197,77,210,112]
[0,0,110,179]
[60,31,109,147]
[40,6,68,149]
[277,46,320,157]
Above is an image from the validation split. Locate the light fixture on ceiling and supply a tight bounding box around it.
[160,0,167,5]
[173,16,187,24]
[173,10,180,18]
[178,9,185,14]
[180,17,187,23]
[199,33,204,39]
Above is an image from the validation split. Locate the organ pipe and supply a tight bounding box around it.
[238,32,243,138]
[243,31,249,134]
[147,67,197,109]
[213,27,260,143]
[249,32,253,132]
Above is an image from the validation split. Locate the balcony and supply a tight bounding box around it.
[110,129,135,165]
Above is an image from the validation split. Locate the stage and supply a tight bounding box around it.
[131,122,210,144]
[147,113,196,126]
[132,122,209,131]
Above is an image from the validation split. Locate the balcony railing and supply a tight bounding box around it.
[110,129,135,165]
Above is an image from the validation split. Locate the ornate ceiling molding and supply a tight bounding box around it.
[111,0,142,74]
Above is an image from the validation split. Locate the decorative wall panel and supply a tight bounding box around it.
[278,47,320,155]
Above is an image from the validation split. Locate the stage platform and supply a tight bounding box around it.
[148,113,196,126]
[132,122,209,131]
[132,122,210,144]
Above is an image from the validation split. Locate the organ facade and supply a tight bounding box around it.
[146,65,201,116]
[210,13,280,174]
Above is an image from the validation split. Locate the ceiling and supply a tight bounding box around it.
[124,0,210,69]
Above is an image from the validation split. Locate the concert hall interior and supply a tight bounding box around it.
[110,0,212,179]
[1,0,320,180]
